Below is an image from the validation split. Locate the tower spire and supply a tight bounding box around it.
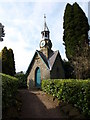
[40,15,52,52]
[44,14,49,31]
[41,14,51,40]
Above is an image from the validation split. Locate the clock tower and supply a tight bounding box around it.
[40,15,52,58]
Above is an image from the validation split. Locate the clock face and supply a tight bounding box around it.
[40,40,45,47]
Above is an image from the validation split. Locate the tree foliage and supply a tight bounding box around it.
[15,72,27,89]
[63,60,75,79]
[63,2,90,79]
[0,23,5,41]
[1,47,16,76]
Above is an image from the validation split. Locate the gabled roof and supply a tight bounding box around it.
[48,50,59,70]
[26,50,49,75]
[26,50,62,76]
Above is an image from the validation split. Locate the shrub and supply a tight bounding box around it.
[41,79,90,117]
[15,73,27,89]
[0,73,18,110]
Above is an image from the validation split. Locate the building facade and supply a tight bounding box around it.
[26,15,65,88]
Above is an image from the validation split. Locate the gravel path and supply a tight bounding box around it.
[18,89,68,119]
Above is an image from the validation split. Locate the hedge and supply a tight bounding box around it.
[41,79,90,117]
[0,73,18,110]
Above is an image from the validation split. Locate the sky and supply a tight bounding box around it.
[0,0,89,73]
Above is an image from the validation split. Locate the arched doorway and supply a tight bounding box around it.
[35,67,41,87]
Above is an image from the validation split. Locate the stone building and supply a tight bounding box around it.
[26,15,65,88]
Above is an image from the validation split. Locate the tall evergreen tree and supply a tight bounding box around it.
[63,3,75,59]
[63,2,90,79]
[0,23,5,41]
[1,47,16,76]
[8,49,16,76]
[2,47,9,75]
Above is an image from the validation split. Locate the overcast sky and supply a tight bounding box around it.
[0,0,89,73]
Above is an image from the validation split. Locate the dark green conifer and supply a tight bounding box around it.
[0,23,5,41]
[1,47,16,76]
[63,2,89,79]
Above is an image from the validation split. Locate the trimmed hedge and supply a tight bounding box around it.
[41,79,90,117]
[0,73,18,110]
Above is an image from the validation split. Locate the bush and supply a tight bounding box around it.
[0,73,18,110]
[41,79,90,117]
[15,73,27,89]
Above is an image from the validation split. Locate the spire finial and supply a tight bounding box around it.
[44,14,46,20]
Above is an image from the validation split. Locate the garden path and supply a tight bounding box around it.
[18,89,69,119]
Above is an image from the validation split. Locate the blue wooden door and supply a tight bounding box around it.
[35,68,41,87]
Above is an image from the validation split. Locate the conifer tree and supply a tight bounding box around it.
[2,47,9,75]
[63,2,89,79]
[8,49,16,76]
[1,47,16,76]
[0,23,5,41]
